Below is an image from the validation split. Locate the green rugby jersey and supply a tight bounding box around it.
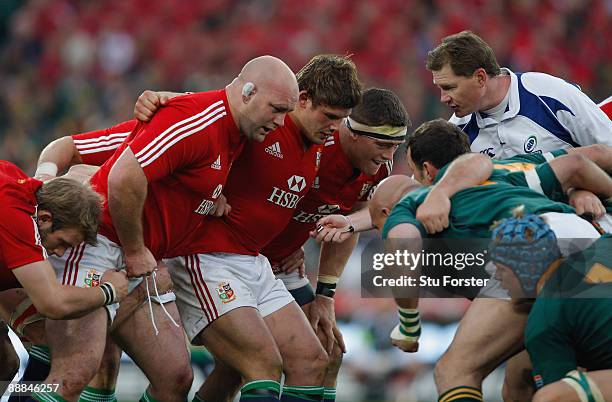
[382,162,575,239]
[525,235,612,387]
[494,149,568,202]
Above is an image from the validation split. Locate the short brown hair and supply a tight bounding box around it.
[36,178,103,246]
[426,31,501,77]
[408,119,471,169]
[351,88,411,128]
[296,54,362,109]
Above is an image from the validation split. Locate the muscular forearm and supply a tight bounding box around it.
[318,232,359,278]
[37,137,82,177]
[566,144,612,174]
[551,154,612,198]
[435,153,493,196]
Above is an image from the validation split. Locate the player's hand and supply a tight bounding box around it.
[276,247,305,277]
[124,247,157,278]
[100,269,129,303]
[308,295,346,354]
[416,188,451,234]
[390,324,419,353]
[310,214,353,243]
[210,194,231,217]
[134,91,179,122]
[146,261,173,294]
[569,189,605,219]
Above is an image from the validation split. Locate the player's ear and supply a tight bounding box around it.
[298,90,310,108]
[241,82,256,103]
[382,207,390,217]
[422,161,437,182]
[474,68,487,87]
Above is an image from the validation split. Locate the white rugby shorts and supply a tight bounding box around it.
[48,234,175,322]
[164,252,294,342]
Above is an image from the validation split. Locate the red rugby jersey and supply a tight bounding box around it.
[90,90,244,259]
[262,131,391,266]
[72,120,137,166]
[0,162,46,291]
[169,115,322,257]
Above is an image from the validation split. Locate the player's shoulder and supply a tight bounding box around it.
[519,71,582,100]
[165,89,228,115]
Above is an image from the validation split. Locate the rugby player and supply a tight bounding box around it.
[140,54,362,402]
[26,56,298,402]
[364,119,609,402]
[489,213,612,402]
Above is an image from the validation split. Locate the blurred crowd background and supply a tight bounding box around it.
[1,1,610,401]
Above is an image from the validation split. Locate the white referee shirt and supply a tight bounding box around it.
[451,68,612,158]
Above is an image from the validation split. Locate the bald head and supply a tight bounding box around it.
[228,56,299,141]
[369,175,421,231]
[239,55,298,92]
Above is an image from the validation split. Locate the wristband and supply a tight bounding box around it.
[316,275,339,298]
[35,162,58,178]
[289,283,316,306]
[99,282,117,305]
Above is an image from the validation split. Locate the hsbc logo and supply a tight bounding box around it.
[287,175,306,192]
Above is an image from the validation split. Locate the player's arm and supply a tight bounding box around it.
[309,203,367,353]
[134,90,186,122]
[107,147,156,278]
[311,205,374,244]
[36,120,137,181]
[35,136,83,181]
[12,260,128,320]
[416,153,493,234]
[548,154,612,199]
[565,144,612,174]
[386,223,422,353]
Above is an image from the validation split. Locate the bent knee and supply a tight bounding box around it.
[283,344,328,380]
[434,351,483,385]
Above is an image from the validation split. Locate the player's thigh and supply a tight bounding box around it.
[45,308,108,378]
[533,370,612,402]
[112,301,191,383]
[197,305,281,371]
[440,298,528,373]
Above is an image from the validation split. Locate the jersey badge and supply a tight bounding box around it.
[523,135,537,153]
[216,282,236,303]
[84,269,102,288]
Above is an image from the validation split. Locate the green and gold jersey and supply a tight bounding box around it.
[494,149,568,203]
[382,161,575,239]
[525,235,612,387]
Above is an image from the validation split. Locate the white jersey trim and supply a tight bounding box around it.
[135,101,225,167]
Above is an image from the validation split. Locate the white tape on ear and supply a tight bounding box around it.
[242,82,255,97]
